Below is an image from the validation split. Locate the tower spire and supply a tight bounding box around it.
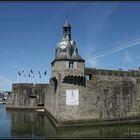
[63,13,71,40]
[66,12,69,21]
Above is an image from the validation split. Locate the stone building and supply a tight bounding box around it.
[44,20,140,127]
[7,20,140,127]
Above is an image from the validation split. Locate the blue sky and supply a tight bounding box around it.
[0,2,140,91]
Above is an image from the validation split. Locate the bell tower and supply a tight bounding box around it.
[63,20,71,40]
[45,21,86,125]
[51,20,85,84]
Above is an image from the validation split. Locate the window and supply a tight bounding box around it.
[69,61,74,68]
[86,74,92,80]
[66,61,77,69]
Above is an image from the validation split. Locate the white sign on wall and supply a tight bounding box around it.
[66,89,79,106]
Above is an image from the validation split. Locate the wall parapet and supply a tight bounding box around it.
[85,68,140,77]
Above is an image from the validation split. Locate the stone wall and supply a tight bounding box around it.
[44,80,60,123]
[85,68,140,77]
[8,68,140,126]
[45,74,140,126]
[82,76,140,120]
[7,83,48,110]
[51,60,85,81]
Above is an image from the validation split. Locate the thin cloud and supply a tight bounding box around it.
[82,44,99,67]
[123,52,133,63]
[84,3,119,41]
[93,39,140,56]
[86,56,98,67]
[84,38,140,67]
[93,38,140,58]
[82,3,119,67]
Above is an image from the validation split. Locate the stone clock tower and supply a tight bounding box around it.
[45,21,86,126]
[51,20,85,83]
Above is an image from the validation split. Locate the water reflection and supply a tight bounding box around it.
[1,105,140,139]
[0,105,11,138]
[8,110,46,138]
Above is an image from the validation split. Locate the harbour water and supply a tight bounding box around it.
[1,105,140,139]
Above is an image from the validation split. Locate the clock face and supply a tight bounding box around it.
[59,41,67,49]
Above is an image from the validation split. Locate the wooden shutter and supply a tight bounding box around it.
[73,62,77,69]
[66,61,69,69]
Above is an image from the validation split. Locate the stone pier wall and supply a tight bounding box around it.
[7,70,140,126]
[7,83,48,110]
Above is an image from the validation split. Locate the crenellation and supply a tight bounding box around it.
[85,68,140,78]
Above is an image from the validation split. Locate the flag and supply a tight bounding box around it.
[30,69,33,74]
[38,71,41,75]
[38,71,41,78]
[18,71,21,76]
[21,70,24,74]
[44,71,47,76]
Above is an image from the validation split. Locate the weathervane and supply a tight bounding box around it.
[65,12,69,21]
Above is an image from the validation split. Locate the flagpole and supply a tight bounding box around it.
[44,75,46,83]
[17,71,21,83]
[44,71,47,83]
[21,73,23,83]
[34,75,36,84]
[17,74,18,83]
[21,70,24,83]
[20,71,22,83]
[30,74,31,83]
[33,75,35,84]
[24,74,26,83]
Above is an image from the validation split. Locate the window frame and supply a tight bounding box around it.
[66,61,77,69]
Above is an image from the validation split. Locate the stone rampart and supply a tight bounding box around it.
[45,74,140,127]
[85,68,140,77]
[6,83,48,110]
